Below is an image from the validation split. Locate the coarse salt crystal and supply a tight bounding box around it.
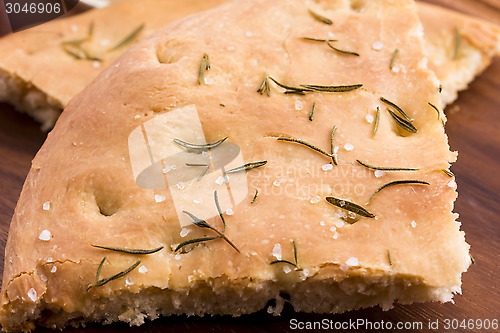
[345,257,359,267]
[201,151,210,157]
[215,176,225,185]
[138,266,148,274]
[283,266,292,274]
[99,39,110,46]
[272,243,282,260]
[273,179,281,187]
[327,32,335,39]
[302,268,310,277]
[180,228,190,238]
[70,24,79,32]
[392,66,401,73]
[448,180,457,188]
[335,220,345,228]
[38,230,51,241]
[40,275,48,282]
[42,201,50,211]
[174,254,182,261]
[162,165,176,173]
[50,266,57,273]
[322,163,333,171]
[27,288,37,302]
[365,114,374,123]
[332,232,339,239]
[154,194,166,203]
[344,143,354,151]
[47,257,53,263]
[176,182,186,189]
[126,277,134,286]
[310,196,321,204]
[204,77,215,85]
[295,100,303,110]
[372,41,384,51]
[348,211,357,219]
[411,221,417,228]
[330,226,337,232]
[225,208,234,216]
[193,198,203,204]
[374,170,385,178]
[319,221,325,226]
[92,61,101,69]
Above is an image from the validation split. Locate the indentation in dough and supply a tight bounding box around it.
[93,183,122,217]
[156,40,185,64]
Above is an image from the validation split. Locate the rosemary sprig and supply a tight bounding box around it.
[90,258,141,289]
[225,161,267,174]
[251,189,259,204]
[308,9,333,25]
[198,53,211,85]
[380,97,412,122]
[269,77,312,94]
[387,250,392,266]
[61,21,101,61]
[277,137,333,159]
[91,244,163,255]
[356,159,419,171]
[309,102,316,121]
[367,180,430,203]
[428,102,441,120]
[452,28,461,60]
[257,74,271,96]
[270,240,300,269]
[174,137,227,153]
[330,126,338,165]
[325,196,375,218]
[373,106,380,137]
[326,41,359,56]
[442,169,454,177]
[389,48,399,70]
[175,191,240,253]
[388,109,417,133]
[108,23,144,52]
[301,83,362,93]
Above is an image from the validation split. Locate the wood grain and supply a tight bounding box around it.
[0,1,498,332]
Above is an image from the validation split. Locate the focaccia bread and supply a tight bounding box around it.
[0,0,470,331]
[0,0,498,130]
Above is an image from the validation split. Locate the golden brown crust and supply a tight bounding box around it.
[0,0,470,331]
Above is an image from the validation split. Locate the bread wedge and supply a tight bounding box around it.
[0,0,470,331]
[0,0,498,130]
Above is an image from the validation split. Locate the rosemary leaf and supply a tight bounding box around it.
[439,84,442,93]
[61,43,102,62]
[428,102,441,120]
[442,169,454,177]
[269,77,312,94]
[277,137,333,158]
[325,196,375,218]
[92,244,164,255]
[389,48,399,70]
[182,211,214,230]
[308,9,333,25]
[96,256,106,283]
[330,126,338,165]
[373,106,380,137]
[109,24,144,51]
[368,180,430,203]
[175,236,221,252]
[326,41,359,56]
[270,259,299,268]
[198,53,211,85]
[225,161,267,174]
[257,74,271,96]
[173,137,227,153]
[388,109,417,133]
[380,97,413,122]
[387,250,392,266]
[470,254,475,265]
[94,260,141,287]
[301,37,336,43]
[309,102,316,121]
[452,28,461,60]
[356,159,419,171]
[251,189,259,204]
[301,83,362,93]
[213,190,226,232]
[293,240,298,265]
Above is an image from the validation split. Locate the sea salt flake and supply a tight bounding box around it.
[174,254,182,261]
[193,198,203,204]
[392,66,401,73]
[372,41,384,50]
[215,176,225,185]
[295,100,303,110]
[204,77,215,85]
[283,266,292,274]
[138,266,148,274]
[125,277,134,286]
[180,228,190,238]
[92,61,101,69]
[27,288,37,302]
[176,182,186,189]
[344,143,354,151]
[327,32,335,39]
[310,196,321,204]
[332,232,339,240]
[348,211,357,219]
[50,266,57,273]
[374,170,386,178]
[154,194,166,203]
[38,230,51,241]
[335,220,345,228]
[411,221,417,228]
[42,201,51,211]
[40,275,48,282]
[273,179,281,187]
[272,243,282,260]
[330,226,337,232]
[225,208,234,216]
[319,221,325,226]
[162,165,176,173]
[345,257,359,267]
[322,163,333,171]
[302,269,310,277]
[365,114,374,123]
[448,180,457,188]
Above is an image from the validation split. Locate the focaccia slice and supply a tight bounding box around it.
[0,0,470,331]
[0,0,498,130]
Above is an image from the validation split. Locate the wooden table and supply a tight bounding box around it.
[0,1,498,332]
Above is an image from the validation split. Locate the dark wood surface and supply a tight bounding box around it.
[0,1,499,332]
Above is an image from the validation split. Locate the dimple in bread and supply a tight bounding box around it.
[0,0,498,130]
[0,0,471,331]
